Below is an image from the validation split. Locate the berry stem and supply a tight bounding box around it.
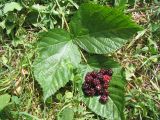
[80,50,88,63]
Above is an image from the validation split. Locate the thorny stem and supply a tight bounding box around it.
[55,0,70,32]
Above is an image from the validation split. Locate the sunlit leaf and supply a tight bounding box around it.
[3,2,22,14]
[70,3,142,54]
[0,94,11,111]
[34,29,81,100]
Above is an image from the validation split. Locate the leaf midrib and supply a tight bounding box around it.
[109,96,122,120]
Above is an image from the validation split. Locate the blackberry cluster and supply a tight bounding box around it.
[82,69,113,104]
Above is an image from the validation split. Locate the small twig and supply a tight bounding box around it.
[80,50,87,63]
[55,0,70,32]
[62,15,70,32]
[68,0,79,9]
[126,29,147,49]
[151,63,160,81]
[126,5,160,13]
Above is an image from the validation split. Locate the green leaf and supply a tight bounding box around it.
[18,112,41,120]
[86,55,120,68]
[33,29,81,101]
[3,2,22,14]
[78,55,126,119]
[70,3,142,54]
[114,0,127,7]
[31,4,47,12]
[58,107,74,120]
[0,94,11,111]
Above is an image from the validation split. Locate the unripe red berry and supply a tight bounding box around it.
[103,75,111,82]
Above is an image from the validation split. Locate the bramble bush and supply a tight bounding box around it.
[33,3,142,119]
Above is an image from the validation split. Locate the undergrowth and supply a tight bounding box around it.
[0,0,160,120]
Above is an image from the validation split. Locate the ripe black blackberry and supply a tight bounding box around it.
[84,89,94,96]
[103,82,109,89]
[102,90,109,96]
[85,73,93,83]
[99,95,108,104]
[83,86,95,96]
[106,69,113,76]
[90,88,96,96]
[97,72,103,79]
[90,71,97,78]
[96,89,103,95]
[92,79,100,86]
[82,68,112,104]
[99,69,107,75]
[82,83,90,90]
[95,84,102,91]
